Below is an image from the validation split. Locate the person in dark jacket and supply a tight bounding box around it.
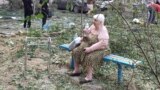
[39,0,49,28]
[22,0,33,28]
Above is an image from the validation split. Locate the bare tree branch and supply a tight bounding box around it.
[108,3,160,85]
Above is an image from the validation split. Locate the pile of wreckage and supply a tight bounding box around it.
[57,0,114,13]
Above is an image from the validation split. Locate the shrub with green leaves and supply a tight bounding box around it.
[16,49,24,58]
[27,28,42,37]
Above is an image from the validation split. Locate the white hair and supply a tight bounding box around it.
[93,14,105,24]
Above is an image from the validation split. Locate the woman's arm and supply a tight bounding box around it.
[86,28,109,52]
[84,39,108,53]
[83,24,94,34]
[89,39,108,51]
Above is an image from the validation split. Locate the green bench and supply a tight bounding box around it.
[59,44,142,84]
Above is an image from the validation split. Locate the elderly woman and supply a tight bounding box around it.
[70,14,110,84]
[22,0,33,28]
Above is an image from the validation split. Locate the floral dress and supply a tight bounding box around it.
[72,33,111,72]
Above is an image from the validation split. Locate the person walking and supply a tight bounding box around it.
[22,0,33,28]
[39,0,49,28]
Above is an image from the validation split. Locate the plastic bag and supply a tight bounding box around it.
[69,37,81,50]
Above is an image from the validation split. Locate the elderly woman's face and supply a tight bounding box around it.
[93,19,100,26]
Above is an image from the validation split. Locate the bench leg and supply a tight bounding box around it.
[70,57,74,69]
[117,63,123,84]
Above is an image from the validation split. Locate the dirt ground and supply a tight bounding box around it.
[0,30,74,89]
[0,8,86,89]
[0,4,160,89]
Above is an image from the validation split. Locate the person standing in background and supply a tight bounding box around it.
[39,0,49,28]
[22,0,33,28]
[87,0,95,15]
[146,0,160,24]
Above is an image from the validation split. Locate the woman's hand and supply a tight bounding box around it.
[83,28,91,34]
[84,47,92,53]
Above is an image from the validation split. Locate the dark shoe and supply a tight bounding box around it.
[151,21,158,24]
[153,21,158,24]
[79,78,92,84]
[68,72,81,76]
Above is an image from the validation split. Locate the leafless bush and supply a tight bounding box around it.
[7,0,23,10]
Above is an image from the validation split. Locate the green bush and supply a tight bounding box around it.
[16,49,24,58]
[27,29,42,37]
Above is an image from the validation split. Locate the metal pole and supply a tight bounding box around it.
[24,37,28,78]
[117,63,123,84]
[70,57,74,69]
[81,0,84,36]
[48,37,52,78]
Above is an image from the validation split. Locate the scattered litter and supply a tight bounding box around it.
[62,17,76,29]
[132,18,144,25]
[11,17,16,20]
[132,18,140,23]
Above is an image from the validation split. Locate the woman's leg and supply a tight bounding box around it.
[24,11,27,28]
[42,12,47,28]
[82,49,110,81]
[71,42,88,75]
[27,15,31,28]
[73,61,80,73]
[85,66,93,80]
[79,66,93,84]
[72,48,81,73]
